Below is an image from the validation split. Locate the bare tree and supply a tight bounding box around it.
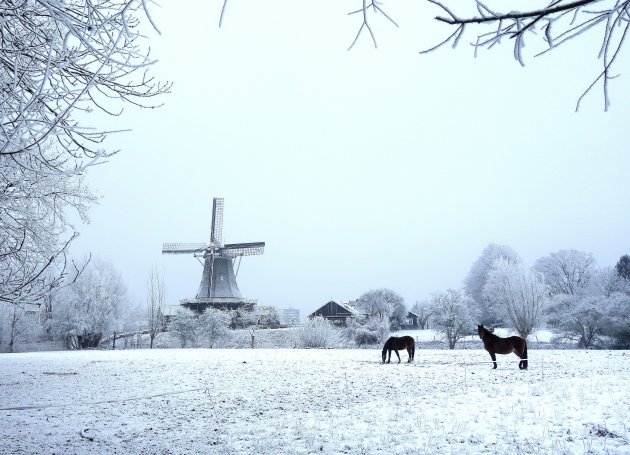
[147,268,165,349]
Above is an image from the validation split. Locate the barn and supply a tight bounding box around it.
[307,300,365,326]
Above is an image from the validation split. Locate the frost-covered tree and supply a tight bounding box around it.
[604,293,630,348]
[430,288,478,349]
[1,0,167,308]
[298,316,335,348]
[347,1,630,109]
[146,268,165,349]
[357,288,406,327]
[464,244,521,325]
[410,300,434,330]
[48,257,129,349]
[546,294,610,348]
[534,250,595,296]
[593,266,626,298]
[198,308,230,348]
[168,307,199,348]
[483,259,548,339]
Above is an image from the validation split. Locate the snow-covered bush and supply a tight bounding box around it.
[168,308,199,348]
[297,316,333,348]
[255,306,281,328]
[344,316,390,346]
[198,308,230,348]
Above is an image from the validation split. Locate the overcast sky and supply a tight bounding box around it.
[70,0,630,318]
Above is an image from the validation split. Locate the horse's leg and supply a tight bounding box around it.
[387,350,391,363]
[394,349,401,363]
[517,344,528,370]
[489,351,497,369]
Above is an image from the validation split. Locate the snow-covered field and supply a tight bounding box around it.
[1,348,629,454]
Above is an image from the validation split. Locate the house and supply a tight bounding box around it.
[308,300,365,326]
[402,311,420,329]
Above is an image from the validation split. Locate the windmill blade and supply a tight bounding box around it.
[162,243,208,254]
[210,198,224,245]
[221,242,265,257]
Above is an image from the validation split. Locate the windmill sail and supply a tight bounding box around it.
[210,198,224,245]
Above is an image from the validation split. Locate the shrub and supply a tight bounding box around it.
[297,316,333,348]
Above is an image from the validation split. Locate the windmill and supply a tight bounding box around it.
[162,198,265,312]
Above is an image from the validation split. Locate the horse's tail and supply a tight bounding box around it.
[521,340,528,370]
[411,340,416,360]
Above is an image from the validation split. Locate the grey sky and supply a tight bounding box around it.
[71,1,630,317]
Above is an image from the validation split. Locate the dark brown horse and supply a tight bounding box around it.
[478,325,528,370]
[382,335,415,363]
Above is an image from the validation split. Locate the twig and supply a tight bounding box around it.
[79,428,94,441]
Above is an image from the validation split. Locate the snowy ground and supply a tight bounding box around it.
[1,348,629,454]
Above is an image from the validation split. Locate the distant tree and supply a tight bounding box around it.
[357,288,407,327]
[604,293,630,348]
[3,304,41,353]
[297,316,335,348]
[615,255,630,281]
[546,295,609,348]
[410,300,435,330]
[430,289,478,349]
[483,259,548,339]
[146,268,165,349]
[168,308,199,348]
[48,257,128,349]
[464,244,521,325]
[534,250,596,296]
[198,308,230,348]
[593,266,626,298]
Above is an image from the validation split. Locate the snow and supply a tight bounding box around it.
[1,348,629,454]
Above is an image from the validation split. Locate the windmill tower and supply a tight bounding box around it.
[162,198,265,313]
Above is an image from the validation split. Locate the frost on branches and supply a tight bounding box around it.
[1,0,168,306]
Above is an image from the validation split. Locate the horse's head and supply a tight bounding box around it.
[381,348,387,363]
[477,324,485,339]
